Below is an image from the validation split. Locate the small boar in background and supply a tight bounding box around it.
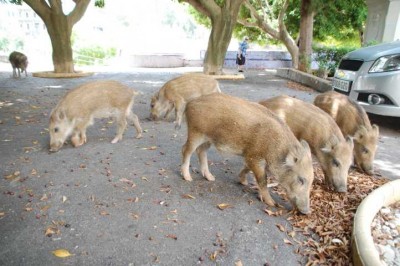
[150,73,221,129]
[9,51,28,78]
[314,91,379,174]
[182,93,314,214]
[49,80,143,152]
[260,95,354,192]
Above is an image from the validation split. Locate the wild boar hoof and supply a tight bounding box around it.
[174,123,181,130]
[111,137,121,144]
[260,194,276,207]
[182,175,193,181]
[204,173,215,181]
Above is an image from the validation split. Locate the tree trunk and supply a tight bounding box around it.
[23,0,91,74]
[203,15,235,75]
[298,0,314,73]
[45,14,74,73]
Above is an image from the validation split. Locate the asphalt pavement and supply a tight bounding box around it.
[0,66,399,266]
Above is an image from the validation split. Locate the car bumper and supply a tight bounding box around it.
[333,62,400,117]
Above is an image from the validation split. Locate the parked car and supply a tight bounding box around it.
[332,41,400,117]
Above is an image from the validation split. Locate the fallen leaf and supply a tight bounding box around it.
[40,194,48,201]
[142,146,157,150]
[210,250,218,261]
[264,209,274,216]
[52,249,73,258]
[217,203,233,210]
[0,212,5,217]
[99,210,109,216]
[4,171,20,180]
[166,234,178,240]
[182,194,196,199]
[62,196,67,203]
[276,224,285,232]
[331,238,344,245]
[283,238,293,245]
[127,197,139,203]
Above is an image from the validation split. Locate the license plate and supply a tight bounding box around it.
[332,78,351,92]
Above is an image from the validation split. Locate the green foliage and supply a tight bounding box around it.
[0,37,24,52]
[313,45,357,76]
[74,46,116,65]
[0,38,10,51]
[94,0,105,8]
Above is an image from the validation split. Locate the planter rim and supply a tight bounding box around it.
[352,179,400,266]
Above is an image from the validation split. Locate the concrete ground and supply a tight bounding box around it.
[0,66,399,266]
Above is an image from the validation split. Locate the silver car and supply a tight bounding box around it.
[332,41,400,117]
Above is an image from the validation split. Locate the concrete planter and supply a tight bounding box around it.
[352,179,400,266]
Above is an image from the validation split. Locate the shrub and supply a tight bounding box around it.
[74,46,117,65]
[313,45,357,77]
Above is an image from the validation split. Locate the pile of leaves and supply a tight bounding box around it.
[268,166,389,265]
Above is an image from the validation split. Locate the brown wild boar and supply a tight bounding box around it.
[49,80,142,152]
[314,91,379,174]
[182,93,314,214]
[150,73,221,129]
[260,95,353,192]
[9,51,28,78]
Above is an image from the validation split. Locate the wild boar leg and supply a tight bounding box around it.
[71,119,89,147]
[196,142,215,181]
[238,165,251,185]
[127,112,143,139]
[246,159,276,206]
[71,133,82,147]
[174,97,185,130]
[181,133,206,181]
[111,114,128,144]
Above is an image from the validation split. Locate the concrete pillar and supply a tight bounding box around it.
[382,0,400,42]
[365,0,400,43]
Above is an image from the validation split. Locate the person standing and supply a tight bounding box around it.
[236,36,249,72]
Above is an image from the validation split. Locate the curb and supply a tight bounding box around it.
[276,68,332,92]
[32,71,94,78]
[352,179,400,266]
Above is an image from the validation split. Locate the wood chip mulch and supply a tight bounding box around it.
[267,166,389,265]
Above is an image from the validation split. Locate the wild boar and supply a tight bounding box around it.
[260,95,353,192]
[150,73,221,129]
[49,80,142,152]
[181,93,314,214]
[314,91,379,174]
[9,51,28,78]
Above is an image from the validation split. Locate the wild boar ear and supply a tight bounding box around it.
[300,139,311,153]
[354,126,367,143]
[346,136,354,149]
[285,152,298,167]
[57,110,65,120]
[372,124,379,136]
[320,142,332,154]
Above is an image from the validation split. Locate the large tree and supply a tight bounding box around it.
[239,0,299,68]
[238,0,366,71]
[10,0,104,73]
[180,0,245,75]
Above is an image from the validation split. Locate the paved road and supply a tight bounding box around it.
[0,68,399,265]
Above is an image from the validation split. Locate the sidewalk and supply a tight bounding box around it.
[0,67,399,265]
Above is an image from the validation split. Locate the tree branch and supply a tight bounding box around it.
[23,0,51,21]
[180,0,212,17]
[68,0,91,26]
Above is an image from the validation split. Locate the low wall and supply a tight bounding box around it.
[223,50,292,69]
[276,68,332,92]
[127,50,293,68]
[129,54,185,68]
